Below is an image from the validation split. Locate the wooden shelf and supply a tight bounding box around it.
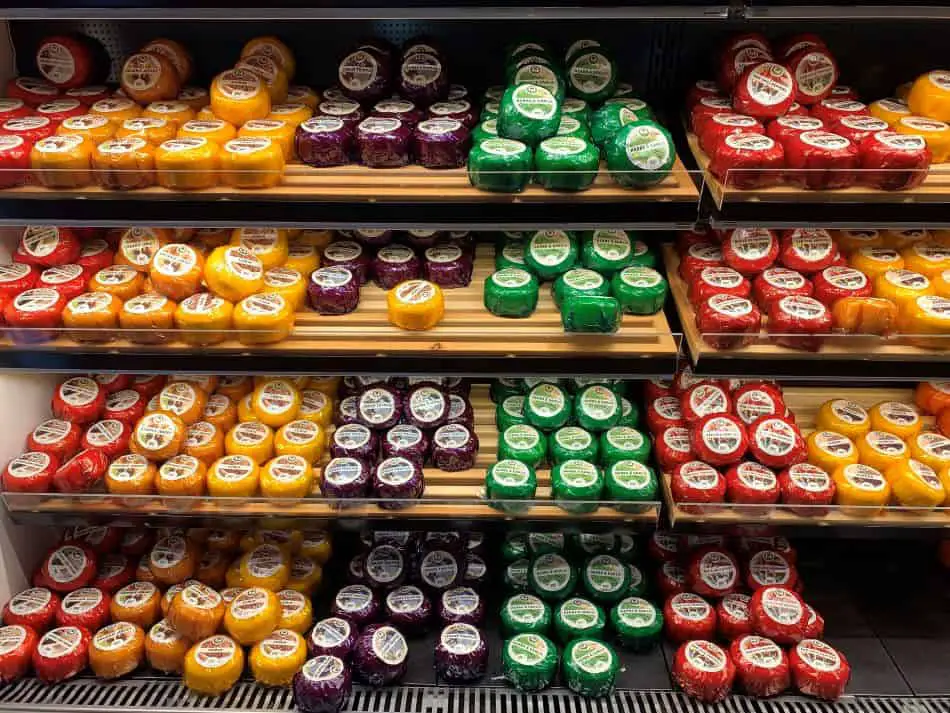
[3,385,660,528]
[663,385,950,528]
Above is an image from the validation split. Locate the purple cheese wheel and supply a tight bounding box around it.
[373,99,424,126]
[364,544,407,590]
[414,118,471,169]
[357,117,412,168]
[347,554,368,585]
[428,101,477,128]
[296,117,354,168]
[416,548,462,592]
[402,37,443,59]
[434,623,488,683]
[399,51,449,106]
[431,424,478,471]
[446,394,475,429]
[294,655,352,713]
[402,230,444,249]
[382,424,429,466]
[331,424,378,462]
[404,385,449,430]
[308,617,358,659]
[443,378,471,397]
[373,456,424,509]
[464,553,488,587]
[424,244,473,288]
[336,396,359,425]
[352,624,408,686]
[439,586,484,626]
[448,84,469,101]
[338,47,392,104]
[321,456,370,499]
[352,229,393,247]
[315,100,365,130]
[357,384,403,430]
[322,241,370,285]
[385,585,432,636]
[308,266,360,315]
[445,231,475,254]
[372,244,421,289]
[331,584,380,627]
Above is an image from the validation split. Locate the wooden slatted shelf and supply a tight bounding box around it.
[663,385,950,527]
[3,385,660,525]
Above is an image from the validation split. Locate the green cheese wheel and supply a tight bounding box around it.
[581,554,631,605]
[604,97,654,121]
[605,460,658,509]
[525,230,578,281]
[562,97,591,125]
[502,633,559,692]
[630,240,657,268]
[557,115,590,139]
[565,39,602,67]
[501,593,552,637]
[617,534,638,563]
[468,137,533,193]
[496,394,527,431]
[499,424,547,467]
[502,533,528,562]
[625,563,647,597]
[562,638,619,697]
[491,378,524,403]
[480,101,500,121]
[619,397,640,428]
[600,427,650,466]
[483,85,505,103]
[554,597,606,643]
[504,558,530,591]
[570,533,616,558]
[550,426,598,464]
[606,121,676,189]
[561,295,621,333]
[524,382,573,431]
[581,229,635,273]
[535,136,600,192]
[526,532,565,557]
[575,385,621,431]
[552,268,609,308]
[529,552,577,601]
[551,459,604,513]
[473,118,499,144]
[486,459,538,512]
[566,49,618,104]
[612,266,668,314]
[495,240,527,271]
[485,268,540,318]
[511,63,567,105]
[610,597,662,652]
[497,84,561,147]
[590,103,641,148]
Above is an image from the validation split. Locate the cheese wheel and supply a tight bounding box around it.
[219,136,286,189]
[856,430,909,471]
[183,421,225,466]
[157,382,208,425]
[224,587,281,645]
[157,455,207,496]
[868,401,923,440]
[207,454,260,497]
[148,243,205,301]
[106,453,157,494]
[300,532,332,563]
[62,291,121,340]
[277,589,313,632]
[194,550,229,589]
[111,582,161,629]
[908,71,950,122]
[869,98,911,126]
[239,119,295,159]
[131,411,186,461]
[238,394,256,422]
[90,98,141,125]
[251,379,301,428]
[211,69,271,127]
[896,115,950,162]
[284,243,320,276]
[140,39,193,84]
[142,101,195,128]
[177,119,237,146]
[174,293,234,345]
[89,621,145,679]
[298,390,333,427]
[204,246,264,302]
[178,86,209,111]
[297,229,333,249]
[908,431,950,472]
[237,545,290,591]
[116,117,176,145]
[249,628,306,686]
[933,269,950,297]
[902,240,950,280]
[31,134,93,188]
[261,267,306,310]
[849,247,904,280]
[155,137,219,190]
[57,114,115,144]
[216,376,252,401]
[873,269,934,310]
[225,421,275,463]
[814,399,870,440]
[887,458,946,507]
[898,295,950,349]
[230,228,290,270]
[149,536,199,585]
[268,102,313,128]
[236,55,289,104]
[116,227,173,272]
[233,293,295,344]
[93,137,157,190]
[183,635,244,695]
[169,583,225,640]
[145,619,189,673]
[832,463,891,515]
[260,454,314,499]
[274,419,324,462]
[286,86,318,110]
[806,430,858,474]
[387,279,445,330]
[120,52,180,104]
[203,393,238,433]
[241,37,296,81]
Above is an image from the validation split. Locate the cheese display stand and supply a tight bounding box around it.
[0,7,949,713]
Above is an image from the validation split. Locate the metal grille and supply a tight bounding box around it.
[0,678,945,713]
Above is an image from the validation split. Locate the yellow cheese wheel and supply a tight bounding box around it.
[106,453,157,495]
[873,269,934,310]
[220,135,285,189]
[184,635,245,696]
[308,376,341,397]
[869,98,912,126]
[178,86,210,111]
[168,583,225,640]
[849,246,905,280]
[91,98,142,126]
[93,136,158,190]
[262,267,307,310]
[111,581,162,629]
[146,619,190,673]
[267,102,313,128]
[260,455,314,499]
[251,379,301,428]
[238,393,256,422]
[131,410,186,461]
[277,589,313,632]
[834,229,883,254]
[143,100,196,128]
[908,431,950,472]
[58,114,116,143]
[31,134,94,189]
[387,279,445,330]
[902,240,950,279]
[183,420,225,467]
[175,293,234,346]
[226,421,275,463]
[298,389,333,427]
[156,454,207,496]
[224,586,281,645]
[274,419,325,461]
[255,375,311,390]
[150,535,200,586]
[211,69,271,127]
[806,430,859,474]
[300,531,332,563]
[237,544,290,591]
[217,376,253,402]
[933,269,950,298]
[241,36,296,81]
[158,381,208,425]
[286,556,322,595]
[814,399,870,440]
[253,529,303,553]
[887,458,946,507]
[121,52,181,104]
[62,292,122,340]
[896,115,950,162]
[249,629,306,686]
[233,292,295,344]
[120,116,178,144]
[868,401,923,440]
[236,56,289,104]
[283,243,320,276]
[155,137,220,190]
[230,228,290,270]
[140,39,193,85]
[832,463,891,516]
[207,454,261,497]
[204,245,265,302]
[90,264,145,300]
[239,118,295,160]
[149,242,205,301]
[897,295,950,349]
[177,118,237,146]
[89,621,146,679]
[857,430,909,471]
[908,70,950,122]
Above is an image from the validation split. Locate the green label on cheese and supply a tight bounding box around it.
[560,460,598,487]
[569,52,613,93]
[481,138,527,157]
[557,116,583,135]
[528,384,565,417]
[492,460,531,486]
[506,594,545,624]
[591,232,631,260]
[555,427,592,451]
[612,461,651,489]
[541,136,586,156]
[563,269,604,290]
[492,268,532,288]
[508,634,548,666]
[511,84,557,120]
[529,231,572,266]
[624,124,671,171]
[505,425,540,449]
[606,427,644,450]
[533,554,571,591]
[620,266,662,287]
[580,386,617,419]
[502,395,525,417]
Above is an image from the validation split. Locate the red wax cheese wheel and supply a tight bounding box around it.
[657,561,688,599]
[664,592,716,642]
[746,550,798,591]
[672,639,735,703]
[6,77,58,106]
[829,115,888,145]
[38,264,88,302]
[690,97,734,134]
[132,374,166,399]
[81,419,132,459]
[716,593,752,640]
[733,383,786,426]
[670,461,726,506]
[779,463,836,515]
[53,448,109,493]
[61,525,120,554]
[767,115,824,145]
[686,547,740,598]
[789,639,850,701]
[679,242,724,281]
[36,35,105,89]
[92,374,131,394]
[696,295,762,350]
[709,133,785,190]
[27,419,82,459]
[2,588,59,631]
[718,43,773,92]
[688,267,751,305]
[733,63,796,119]
[3,116,55,144]
[55,587,110,631]
[2,451,57,492]
[753,268,813,308]
[730,634,791,697]
[779,229,836,274]
[686,80,722,110]
[672,367,719,396]
[103,389,147,425]
[0,263,39,298]
[14,227,81,268]
[643,379,672,402]
[35,545,97,593]
[32,624,91,684]
[0,98,34,121]
[722,228,778,276]
[0,136,33,188]
[858,131,931,192]
[0,624,38,682]
[52,376,105,424]
[803,605,825,639]
[813,266,871,305]
[691,414,748,466]
[77,240,114,275]
[810,99,868,126]
[767,296,833,351]
[699,113,763,156]
[36,99,85,126]
[681,383,732,424]
[749,585,807,645]
[647,531,681,563]
[783,130,859,190]
[656,426,695,471]
[92,554,137,593]
[747,416,806,468]
[786,47,838,105]
[726,461,779,503]
[646,396,684,434]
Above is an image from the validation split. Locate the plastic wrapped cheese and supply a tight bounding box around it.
[89,621,145,679]
[234,293,295,345]
[157,454,207,496]
[120,52,180,103]
[220,137,285,189]
[183,634,245,696]
[833,463,890,515]
[238,544,290,591]
[387,279,445,330]
[224,587,281,645]
[155,137,219,190]
[250,628,307,686]
[168,583,225,640]
[110,582,161,629]
[145,619,189,673]
[211,69,271,126]
[31,134,94,189]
